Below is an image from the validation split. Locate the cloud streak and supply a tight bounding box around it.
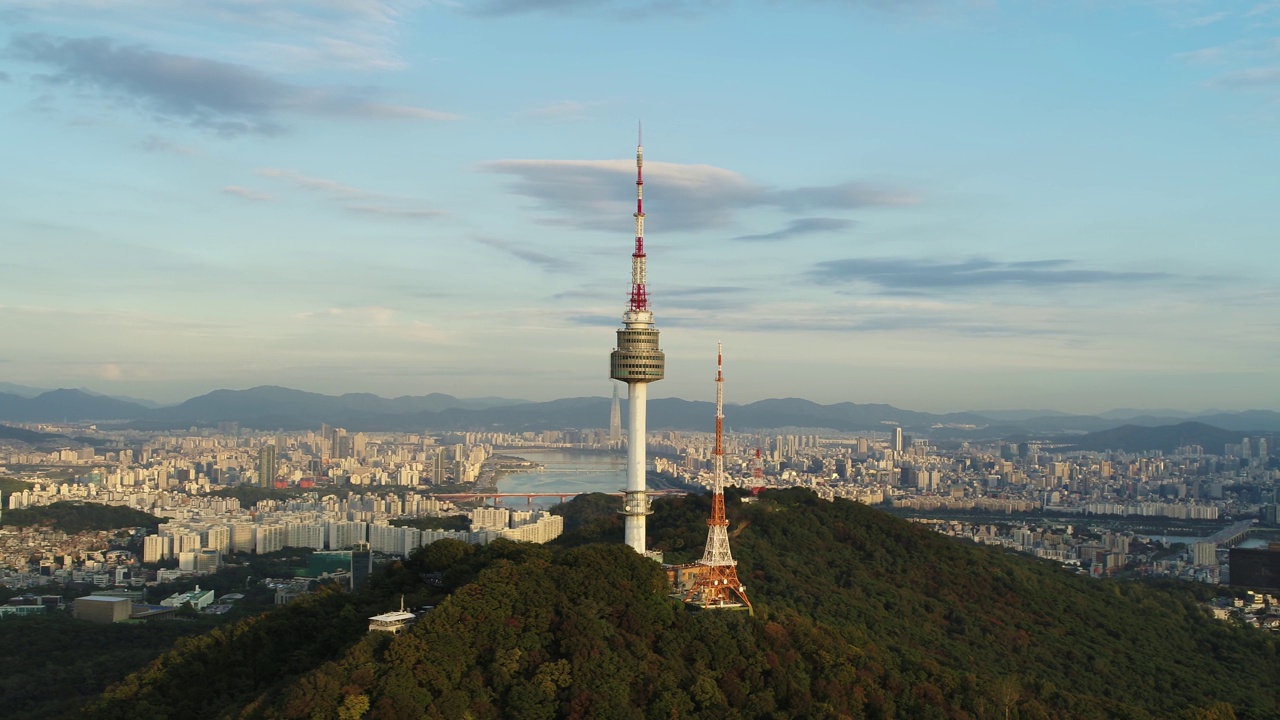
[479,159,916,233]
[1210,67,1280,90]
[808,257,1169,293]
[472,236,578,272]
[8,0,420,71]
[520,100,598,119]
[222,186,274,202]
[732,217,855,242]
[467,0,944,18]
[6,33,459,136]
[139,135,198,156]
[255,168,443,219]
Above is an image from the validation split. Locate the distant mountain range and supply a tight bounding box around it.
[1048,422,1268,455]
[0,386,1278,447]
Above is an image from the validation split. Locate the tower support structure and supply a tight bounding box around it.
[685,344,752,614]
[610,129,664,557]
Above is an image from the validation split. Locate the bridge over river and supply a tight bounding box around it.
[432,489,688,505]
[1206,519,1258,548]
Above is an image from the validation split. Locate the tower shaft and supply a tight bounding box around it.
[622,381,649,553]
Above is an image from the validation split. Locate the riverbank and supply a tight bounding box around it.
[489,449,627,502]
[474,455,544,493]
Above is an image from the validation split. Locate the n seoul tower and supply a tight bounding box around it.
[610,128,665,557]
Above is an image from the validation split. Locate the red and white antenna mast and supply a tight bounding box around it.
[686,343,752,614]
[629,122,648,312]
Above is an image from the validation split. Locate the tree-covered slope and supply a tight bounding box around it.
[0,615,205,720]
[83,490,1276,719]
[1,501,165,533]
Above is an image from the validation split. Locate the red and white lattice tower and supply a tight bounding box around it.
[686,343,752,613]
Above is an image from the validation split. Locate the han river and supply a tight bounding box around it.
[495,449,628,507]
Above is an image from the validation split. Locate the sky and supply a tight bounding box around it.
[1,0,1278,414]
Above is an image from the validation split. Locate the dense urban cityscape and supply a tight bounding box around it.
[4,416,1278,628]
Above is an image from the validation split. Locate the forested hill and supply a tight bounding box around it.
[1,501,164,533]
[85,491,1275,719]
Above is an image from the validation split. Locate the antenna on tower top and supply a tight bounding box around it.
[628,122,648,312]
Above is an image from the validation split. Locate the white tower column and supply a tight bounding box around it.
[624,381,648,554]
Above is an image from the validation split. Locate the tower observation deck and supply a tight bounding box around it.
[611,131,665,557]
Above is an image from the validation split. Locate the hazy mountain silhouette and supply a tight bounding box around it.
[1,385,1277,438]
[1057,422,1262,454]
[0,389,151,423]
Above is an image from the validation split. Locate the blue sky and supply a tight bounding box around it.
[1,0,1277,413]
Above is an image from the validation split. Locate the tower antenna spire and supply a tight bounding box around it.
[629,125,648,312]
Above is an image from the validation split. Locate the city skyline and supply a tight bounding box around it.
[2,1,1278,413]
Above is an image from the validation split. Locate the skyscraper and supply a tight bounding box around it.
[609,384,622,449]
[257,445,278,488]
[351,542,372,590]
[609,131,665,557]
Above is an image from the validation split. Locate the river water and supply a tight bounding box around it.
[496,449,628,507]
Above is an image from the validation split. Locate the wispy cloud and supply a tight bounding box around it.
[808,257,1169,293]
[1175,47,1226,65]
[292,305,448,343]
[1180,12,1228,28]
[732,217,855,242]
[479,159,916,232]
[467,0,946,18]
[258,168,365,197]
[1245,3,1280,19]
[295,306,395,326]
[468,0,699,17]
[255,168,443,218]
[567,297,1066,337]
[472,235,578,272]
[346,205,445,219]
[140,135,199,156]
[5,33,459,136]
[222,185,274,202]
[8,0,421,71]
[1211,67,1280,89]
[656,285,755,311]
[520,100,598,120]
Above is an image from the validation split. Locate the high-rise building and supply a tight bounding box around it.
[893,427,904,454]
[432,452,446,485]
[609,132,665,557]
[609,384,622,449]
[1230,544,1280,590]
[257,445,278,488]
[1192,542,1217,567]
[351,542,372,590]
